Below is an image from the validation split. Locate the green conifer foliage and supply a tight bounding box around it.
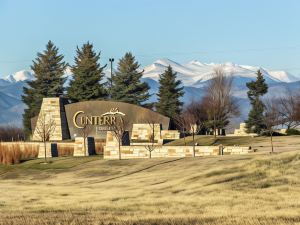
[110,52,150,105]
[156,65,184,119]
[22,41,67,138]
[67,42,107,102]
[245,70,268,133]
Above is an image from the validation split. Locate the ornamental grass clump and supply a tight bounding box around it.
[57,145,74,157]
[0,142,39,165]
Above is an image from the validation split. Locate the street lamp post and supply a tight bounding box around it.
[109,58,114,98]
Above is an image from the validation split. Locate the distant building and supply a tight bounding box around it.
[227,123,258,137]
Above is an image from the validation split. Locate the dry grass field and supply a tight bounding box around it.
[0,136,299,225]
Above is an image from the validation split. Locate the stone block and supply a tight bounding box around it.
[103,144,252,159]
[32,97,70,141]
[130,123,162,145]
[161,130,180,140]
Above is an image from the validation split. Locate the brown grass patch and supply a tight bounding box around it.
[95,139,105,155]
[57,144,74,157]
[0,212,299,225]
[0,142,39,165]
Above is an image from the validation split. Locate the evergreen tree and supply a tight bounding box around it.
[245,70,268,133]
[110,52,150,105]
[156,65,184,119]
[67,42,107,102]
[22,41,67,138]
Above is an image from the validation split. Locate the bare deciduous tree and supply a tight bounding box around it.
[297,94,300,122]
[175,100,208,146]
[263,98,282,153]
[144,120,160,159]
[34,112,56,163]
[277,92,300,129]
[108,117,128,160]
[0,126,25,142]
[186,101,208,133]
[174,101,208,155]
[203,66,240,137]
[174,114,188,146]
[184,105,202,157]
[184,111,200,157]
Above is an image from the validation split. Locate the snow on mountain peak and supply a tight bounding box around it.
[267,70,299,83]
[188,60,205,67]
[1,60,299,86]
[153,58,182,67]
[3,67,74,83]
[5,75,16,83]
[143,59,299,85]
[223,62,237,67]
[5,70,34,82]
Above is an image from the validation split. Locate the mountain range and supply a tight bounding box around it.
[0,59,299,129]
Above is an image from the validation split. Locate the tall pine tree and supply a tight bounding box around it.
[156,65,184,119]
[67,42,107,102]
[22,41,67,138]
[245,70,268,134]
[110,52,150,105]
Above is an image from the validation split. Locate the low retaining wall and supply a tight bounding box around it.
[1,142,252,160]
[104,145,252,159]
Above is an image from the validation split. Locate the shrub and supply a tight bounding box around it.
[286,129,300,135]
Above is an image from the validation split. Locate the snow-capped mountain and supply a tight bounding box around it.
[0,59,299,127]
[267,70,299,83]
[143,59,299,86]
[5,70,35,83]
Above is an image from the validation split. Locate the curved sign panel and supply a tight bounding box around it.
[65,101,170,139]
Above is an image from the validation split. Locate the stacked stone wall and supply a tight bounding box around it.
[104,145,252,159]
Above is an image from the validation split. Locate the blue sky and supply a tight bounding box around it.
[0,0,299,77]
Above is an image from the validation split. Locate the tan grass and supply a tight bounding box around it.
[0,149,299,224]
[57,144,74,157]
[0,212,299,225]
[0,137,299,224]
[0,142,39,165]
[95,139,105,155]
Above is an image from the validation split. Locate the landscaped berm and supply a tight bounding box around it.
[0,136,299,225]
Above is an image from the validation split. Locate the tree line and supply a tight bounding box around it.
[175,68,300,153]
[22,41,184,137]
[22,41,300,144]
[245,70,300,152]
[174,67,240,149]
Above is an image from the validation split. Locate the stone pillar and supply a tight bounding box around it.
[105,131,119,147]
[74,137,87,156]
[74,137,96,156]
[32,97,70,141]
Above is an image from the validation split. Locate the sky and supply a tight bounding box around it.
[0,0,300,77]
